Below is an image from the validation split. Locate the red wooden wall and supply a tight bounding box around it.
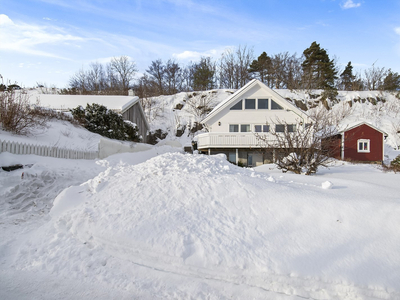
[344,124,383,161]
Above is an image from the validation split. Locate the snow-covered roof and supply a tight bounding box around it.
[121,96,140,112]
[33,94,138,111]
[338,121,388,136]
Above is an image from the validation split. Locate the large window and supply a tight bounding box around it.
[241,124,251,132]
[271,100,284,110]
[245,99,256,109]
[230,100,242,110]
[275,124,285,132]
[358,139,370,152]
[229,124,239,132]
[287,124,296,132]
[254,125,270,132]
[258,99,269,109]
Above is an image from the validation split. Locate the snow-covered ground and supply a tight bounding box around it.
[0,119,102,151]
[1,148,400,299]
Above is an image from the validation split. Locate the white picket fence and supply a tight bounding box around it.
[0,139,98,160]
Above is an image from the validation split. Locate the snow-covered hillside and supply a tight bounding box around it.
[145,88,400,151]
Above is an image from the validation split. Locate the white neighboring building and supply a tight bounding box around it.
[197,79,310,167]
[32,93,150,141]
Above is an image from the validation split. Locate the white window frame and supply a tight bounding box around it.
[357,139,370,153]
[244,99,256,110]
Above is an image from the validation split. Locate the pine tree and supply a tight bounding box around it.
[192,57,215,91]
[340,62,355,90]
[301,41,337,90]
[380,69,400,91]
[248,52,272,85]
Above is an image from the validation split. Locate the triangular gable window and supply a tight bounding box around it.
[230,100,243,110]
[271,100,283,110]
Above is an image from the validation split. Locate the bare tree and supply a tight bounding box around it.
[165,59,183,94]
[146,59,166,95]
[69,68,88,94]
[269,52,302,89]
[364,63,387,90]
[86,62,107,93]
[256,110,340,175]
[181,63,194,92]
[184,91,217,120]
[219,45,254,89]
[0,91,48,135]
[109,55,137,92]
[134,74,161,121]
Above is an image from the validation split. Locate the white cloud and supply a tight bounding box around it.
[173,47,227,61]
[0,14,14,25]
[395,27,400,36]
[0,14,84,59]
[341,0,362,9]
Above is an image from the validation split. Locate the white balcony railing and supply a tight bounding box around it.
[197,132,274,149]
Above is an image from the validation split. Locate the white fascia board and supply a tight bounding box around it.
[121,96,150,131]
[340,121,388,136]
[121,96,139,112]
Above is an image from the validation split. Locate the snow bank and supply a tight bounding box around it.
[0,119,102,151]
[12,153,400,299]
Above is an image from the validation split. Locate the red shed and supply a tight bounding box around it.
[337,122,387,162]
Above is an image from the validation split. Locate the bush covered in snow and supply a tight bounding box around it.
[70,103,140,141]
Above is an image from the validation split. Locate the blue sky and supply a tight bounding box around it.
[1,0,400,88]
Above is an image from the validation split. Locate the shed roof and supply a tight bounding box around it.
[339,121,388,136]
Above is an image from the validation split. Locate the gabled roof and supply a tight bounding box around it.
[202,79,309,123]
[121,97,150,131]
[339,121,388,136]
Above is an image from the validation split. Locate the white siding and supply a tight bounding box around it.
[206,85,304,133]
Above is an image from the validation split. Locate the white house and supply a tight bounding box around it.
[197,79,310,167]
[33,93,150,141]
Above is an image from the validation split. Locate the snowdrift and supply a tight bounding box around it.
[14,153,400,299]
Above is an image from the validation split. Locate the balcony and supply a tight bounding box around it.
[197,132,274,149]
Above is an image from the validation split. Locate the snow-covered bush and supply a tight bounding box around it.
[147,129,168,145]
[70,103,140,141]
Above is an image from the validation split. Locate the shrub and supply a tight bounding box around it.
[388,155,400,173]
[147,129,168,145]
[0,91,47,135]
[70,103,139,141]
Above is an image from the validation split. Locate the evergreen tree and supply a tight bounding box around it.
[380,69,400,91]
[70,103,139,141]
[301,41,337,90]
[340,62,355,90]
[248,52,272,85]
[192,57,215,91]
